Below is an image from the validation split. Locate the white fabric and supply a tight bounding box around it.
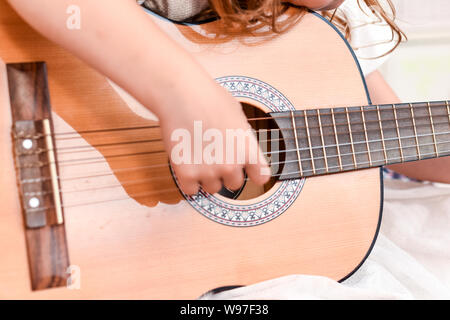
[340,0,397,75]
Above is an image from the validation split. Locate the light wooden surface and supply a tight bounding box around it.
[0,2,381,299]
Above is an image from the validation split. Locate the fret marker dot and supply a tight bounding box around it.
[22,139,33,150]
[29,197,40,208]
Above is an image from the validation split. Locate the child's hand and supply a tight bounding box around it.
[158,76,271,195]
[6,0,270,195]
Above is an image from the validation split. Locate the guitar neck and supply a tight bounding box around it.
[271,100,450,179]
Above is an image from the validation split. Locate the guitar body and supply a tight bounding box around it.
[0,2,381,299]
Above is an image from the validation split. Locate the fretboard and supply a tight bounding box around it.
[271,100,450,180]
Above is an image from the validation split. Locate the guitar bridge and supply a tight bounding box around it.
[8,62,70,291]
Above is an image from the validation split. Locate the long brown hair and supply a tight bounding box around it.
[195,0,405,55]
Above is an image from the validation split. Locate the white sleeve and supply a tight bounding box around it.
[339,0,398,76]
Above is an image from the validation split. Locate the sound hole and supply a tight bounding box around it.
[218,102,286,201]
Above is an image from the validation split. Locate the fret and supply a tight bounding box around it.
[376,105,388,165]
[393,103,419,162]
[346,106,370,169]
[447,100,450,124]
[411,102,435,159]
[392,104,405,162]
[363,106,385,166]
[333,108,356,170]
[360,106,373,166]
[427,101,450,157]
[270,110,311,180]
[303,110,327,175]
[316,109,329,173]
[378,104,404,165]
[303,110,316,175]
[318,109,341,174]
[446,101,450,155]
[331,108,343,171]
[409,103,422,160]
[293,112,315,178]
[290,110,303,177]
[345,107,358,169]
[427,102,439,157]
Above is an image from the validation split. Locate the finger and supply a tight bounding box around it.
[177,178,200,195]
[200,177,223,194]
[173,166,201,195]
[221,166,245,191]
[177,175,200,195]
[245,162,271,185]
[244,136,271,185]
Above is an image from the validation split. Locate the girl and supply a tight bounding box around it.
[5,1,449,193]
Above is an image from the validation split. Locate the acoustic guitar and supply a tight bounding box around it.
[0,2,448,299]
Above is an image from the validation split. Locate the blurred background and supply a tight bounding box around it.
[379,0,450,102]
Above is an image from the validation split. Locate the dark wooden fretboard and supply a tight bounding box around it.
[271,101,450,180]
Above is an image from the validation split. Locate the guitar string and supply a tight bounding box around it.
[14,102,450,147]
[14,104,450,172]
[15,114,450,161]
[24,113,450,155]
[56,117,450,156]
[24,148,450,213]
[53,108,450,144]
[18,129,450,194]
[41,101,449,137]
[248,101,450,123]
[17,125,450,170]
[22,138,450,197]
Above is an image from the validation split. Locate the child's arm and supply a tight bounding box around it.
[366,70,450,184]
[7,0,269,194]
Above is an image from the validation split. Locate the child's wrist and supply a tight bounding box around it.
[148,71,213,122]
